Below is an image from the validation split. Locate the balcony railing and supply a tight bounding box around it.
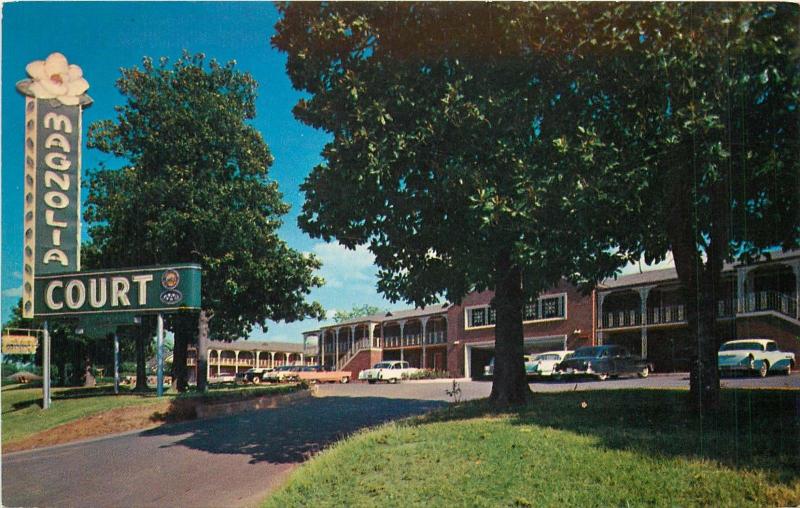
[382,331,446,348]
[740,290,798,318]
[598,291,798,329]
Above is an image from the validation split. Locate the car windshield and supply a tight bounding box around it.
[573,347,606,358]
[720,342,764,352]
[373,362,393,369]
[535,354,562,361]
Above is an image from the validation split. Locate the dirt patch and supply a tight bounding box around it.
[3,388,311,454]
[3,401,171,453]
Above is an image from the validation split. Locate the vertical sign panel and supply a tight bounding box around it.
[23,100,82,318]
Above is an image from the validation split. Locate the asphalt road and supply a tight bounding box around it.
[1,395,444,508]
[3,372,797,507]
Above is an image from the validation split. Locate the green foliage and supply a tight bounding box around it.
[265,390,800,507]
[85,52,325,339]
[331,304,383,323]
[586,3,799,263]
[273,4,633,308]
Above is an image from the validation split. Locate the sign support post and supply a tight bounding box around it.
[113,331,120,395]
[42,321,51,409]
[156,313,164,397]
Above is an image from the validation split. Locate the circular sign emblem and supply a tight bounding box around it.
[160,289,183,305]
[161,269,180,289]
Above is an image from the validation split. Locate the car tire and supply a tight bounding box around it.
[638,366,650,378]
[758,360,769,378]
[252,376,261,385]
[785,363,793,376]
[595,373,609,381]
[340,376,350,384]
[389,377,398,384]
[368,380,376,384]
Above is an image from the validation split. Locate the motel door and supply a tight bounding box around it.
[433,352,443,371]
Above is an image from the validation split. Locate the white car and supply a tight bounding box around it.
[718,339,795,377]
[525,350,574,377]
[358,361,418,384]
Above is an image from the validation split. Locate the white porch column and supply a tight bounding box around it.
[255,351,261,368]
[399,320,406,363]
[421,317,429,369]
[270,351,275,368]
[350,325,357,353]
[736,267,747,313]
[285,352,290,365]
[207,350,212,380]
[320,332,325,367]
[216,350,221,377]
[300,353,304,365]
[234,351,240,374]
[596,292,609,345]
[369,323,376,349]
[791,262,800,319]
[334,328,340,367]
[638,286,654,359]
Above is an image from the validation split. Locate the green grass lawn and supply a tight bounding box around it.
[1,382,300,445]
[265,389,800,508]
[1,384,167,444]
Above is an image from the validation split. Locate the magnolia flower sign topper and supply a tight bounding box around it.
[16,52,92,106]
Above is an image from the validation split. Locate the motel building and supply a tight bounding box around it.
[307,250,800,379]
[184,341,319,383]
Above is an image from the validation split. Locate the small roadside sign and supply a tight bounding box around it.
[2,334,39,355]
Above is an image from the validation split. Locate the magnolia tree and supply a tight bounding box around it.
[85,53,325,391]
[274,3,636,406]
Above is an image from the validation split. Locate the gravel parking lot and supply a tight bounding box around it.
[316,371,800,401]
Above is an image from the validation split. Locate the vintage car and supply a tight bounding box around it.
[297,365,352,384]
[358,361,419,384]
[263,365,301,383]
[239,367,274,384]
[717,339,795,377]
[525,351,573,377]
[555,345,651,381]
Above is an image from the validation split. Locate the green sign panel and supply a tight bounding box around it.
[33,264,201,317]
[34,99,82,275]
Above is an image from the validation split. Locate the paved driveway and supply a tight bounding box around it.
[4,372,796,507]
[2,395,444,508]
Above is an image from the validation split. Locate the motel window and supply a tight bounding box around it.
[466,294,564,329]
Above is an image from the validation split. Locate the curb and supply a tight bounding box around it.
[194,388,312,419]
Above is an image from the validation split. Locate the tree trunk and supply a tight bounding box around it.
[196,310,209,392]
[667,174,723,415]
[134,323,148,392]
[489,247,532,407]
[171,315,193,393]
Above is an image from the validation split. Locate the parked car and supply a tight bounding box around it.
[717,339,795,377]
[263,365,301,383]
[297,366,352,384]
[525,351,573,377]
[484,358,495,378]
[241,367,274,384]
[358,361,418,384]
[555,345,651,381]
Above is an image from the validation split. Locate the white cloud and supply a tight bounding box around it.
[619,251,675,276]
[325,308,339,320]
[2,285,23,298]
[311,242,378,289]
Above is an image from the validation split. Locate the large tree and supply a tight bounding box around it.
[85,52,325,392]
[274,3,634,406]
[332,304,383,324]
[584,3,799,413]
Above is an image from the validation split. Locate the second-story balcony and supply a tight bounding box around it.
[381,331,447,349]
[598,291,798,330]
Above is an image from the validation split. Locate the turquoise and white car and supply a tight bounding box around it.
[718,339,795,377]
[525,351,573,377]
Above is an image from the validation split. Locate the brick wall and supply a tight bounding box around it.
[342,349,383,380]
[736,316,800,358]
[446,281,595,377]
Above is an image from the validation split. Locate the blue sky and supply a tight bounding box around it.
[1,1,410,342]
[1,2,673,343]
